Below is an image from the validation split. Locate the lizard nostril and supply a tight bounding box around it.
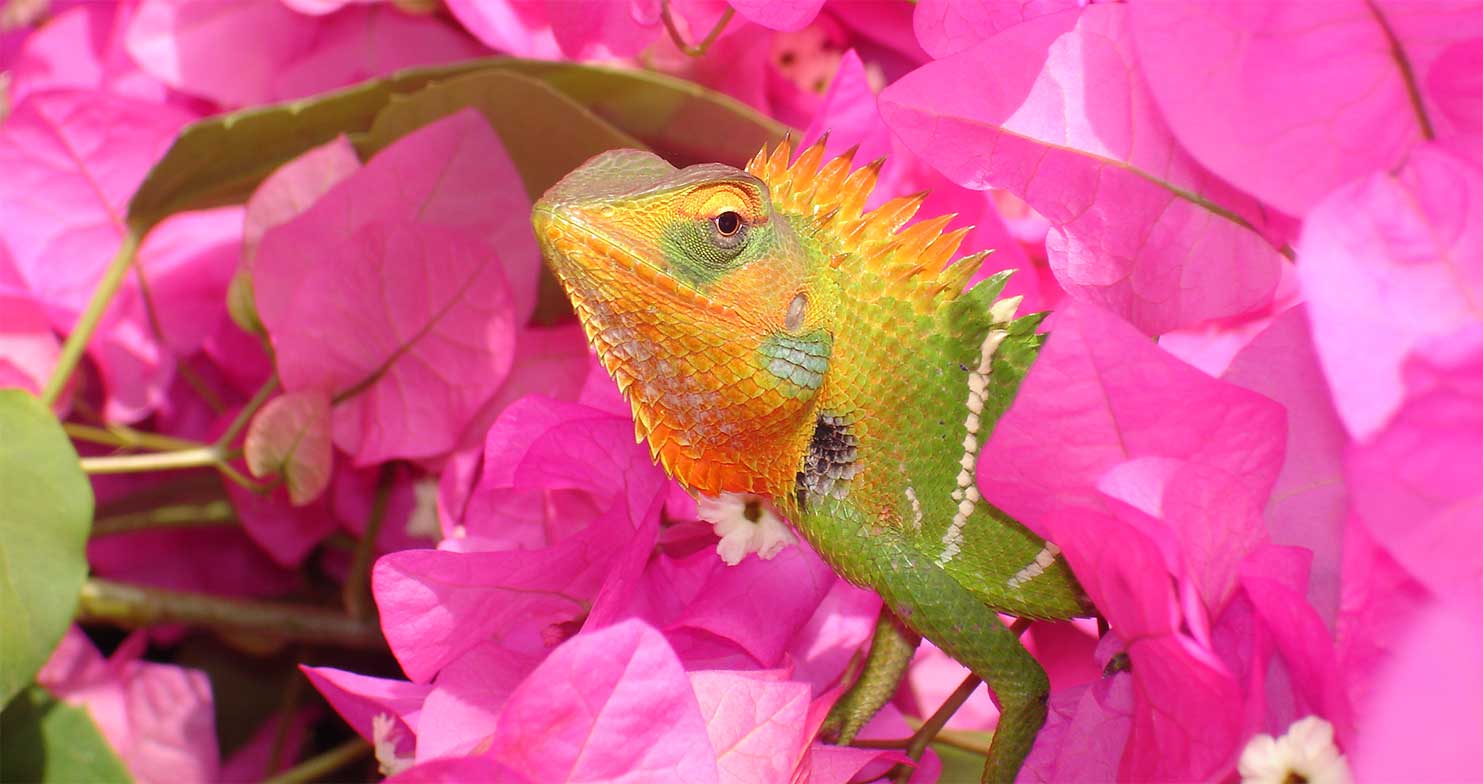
[785,292,807,331]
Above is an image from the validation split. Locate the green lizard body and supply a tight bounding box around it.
[533,139,1093,782]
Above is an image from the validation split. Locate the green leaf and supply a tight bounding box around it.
[0,390,92,706]
[1,686,132,783]
[123,61,489,232]
[125,57,790,232]
[359,69,647,200]
[496,60,790,167]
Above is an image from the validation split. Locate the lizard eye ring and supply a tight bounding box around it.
[714,211,743,236]
[709,211,748,249]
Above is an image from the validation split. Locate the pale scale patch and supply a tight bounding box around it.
[1006,542,1061,589]
[937,317,1013,567]
[904,484,924,530]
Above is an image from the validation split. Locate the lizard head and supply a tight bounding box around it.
[533,148,831,496]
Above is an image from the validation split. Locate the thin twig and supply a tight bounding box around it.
[80,447,223,474]
[91,500,237,537]
[660,1,733,57]
[343,464,395,620]
[267,670,307,775]
[76,578,386,650]
[259,738,371,784]
[64,422,206,453]
[43,230,142,405]
[216,375,280,450]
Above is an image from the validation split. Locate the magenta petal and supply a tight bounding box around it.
[1119,635,1242,781]
[1350,600,1483,780]
[414,642,541,762]
[242,135,361,266]
[225,479,339,566]
[300,665,430,750]
[443,0,562,58]
[689,670,811,783]
[880,6,1285,334]
[0,292,59,396]
[487,620,720,783]
[372,518,628,682]
[912,0,1081,58]
[387,756,531,784]
[267,6,486,102]
[1296,143,1483,439]
[126,0,319,107]
[9,3,168,105]
[667,544,836,667]
[42,629,220,784]
[0,90,190,313]
[1346,327,1483,610]
[781,579,879,692]
[1223,308,1349,624]
[979,302,1285,544]
[726,0,824,32]
[545,0,660,57]
[1130,0,1482,216]
[1020,675,1132,783]
[259,219,515,465]
[806,743,902,784]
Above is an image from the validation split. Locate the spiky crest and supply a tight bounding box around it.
[746,138,990,307]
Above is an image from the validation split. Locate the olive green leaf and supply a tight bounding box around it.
[0,390,92,706]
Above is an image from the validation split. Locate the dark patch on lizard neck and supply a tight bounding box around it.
[795,412,859,511]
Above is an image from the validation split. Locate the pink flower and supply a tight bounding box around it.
[254,109,534,466]
[881,5,1293,335]
[38,627,219,784]
[1129,0,1482,216]
[125,0,485,108]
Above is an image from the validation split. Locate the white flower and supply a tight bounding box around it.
[371,713,415,777]
[1239,716,1351,784]
[695,492,796,566]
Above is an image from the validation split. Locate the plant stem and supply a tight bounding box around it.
[660,1,733,57]
[260,738,371,784]
[343,464,394,620]
[42,229,142,406]
[76,578,386,650]
[80,447,223,474]
[64,422,207,453]
[893,673,983,782]
[267,670,306,775]
[216,375,280,450]
[91,500,237,536]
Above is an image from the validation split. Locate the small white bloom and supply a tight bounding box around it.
[371,713,415,777]
[695,492,796,566]
[1238,716,1351,784]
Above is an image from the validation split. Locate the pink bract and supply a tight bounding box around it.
[254,110,536,465]
[126,0,484,108]
[39,628,219,784]
[1130,0,1483,216]
[880,6,1289,335]
[483,620,720,783]
[1296,143,1483,440]
[912,0,1082,58]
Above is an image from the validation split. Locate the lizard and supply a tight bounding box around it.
[532,137,1095,782]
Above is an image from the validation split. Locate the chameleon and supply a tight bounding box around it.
[532,137,1095,782]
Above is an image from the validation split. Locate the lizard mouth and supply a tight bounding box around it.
[532,205,736,320]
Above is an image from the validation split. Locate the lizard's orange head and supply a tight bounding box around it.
[534,148,830,496]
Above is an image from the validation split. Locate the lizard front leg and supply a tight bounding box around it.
[802,511,1050,783]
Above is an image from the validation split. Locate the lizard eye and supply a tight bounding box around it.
[710,211,748,249]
